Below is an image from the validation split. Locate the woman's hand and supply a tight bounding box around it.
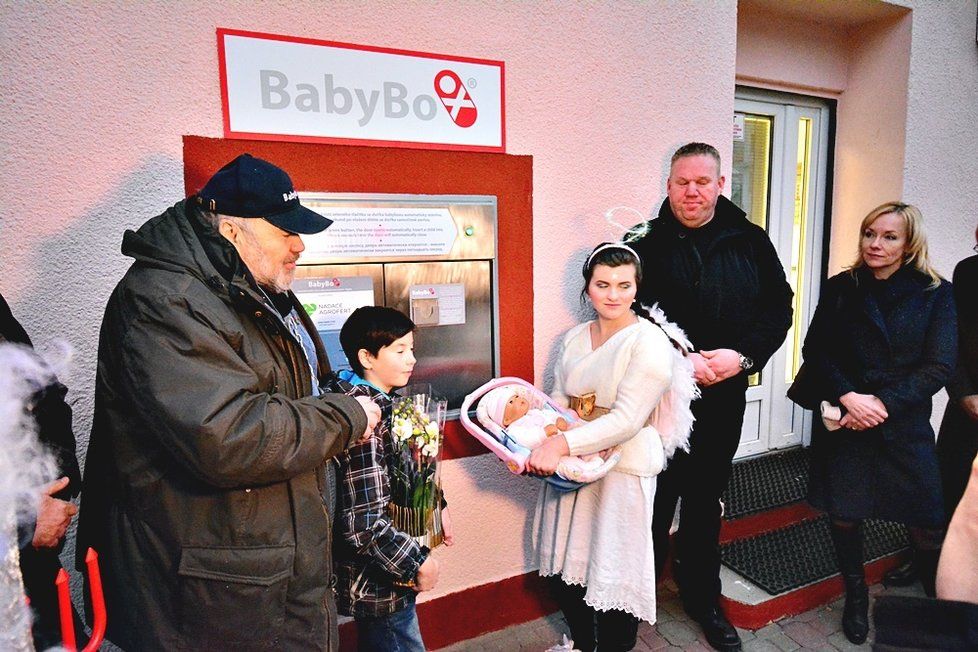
[526,433,570,476]
[839,392,888,429]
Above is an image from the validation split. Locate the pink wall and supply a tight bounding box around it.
[735,2,912,275]
[736,3,849,95]
[0,1,737,621]
[831,13,912,273]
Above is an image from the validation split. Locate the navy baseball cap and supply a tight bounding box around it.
[195,154,332,234]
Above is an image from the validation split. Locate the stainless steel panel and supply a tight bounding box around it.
[384,261,493,409]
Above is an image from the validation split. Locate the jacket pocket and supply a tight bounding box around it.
[177,545,294,648]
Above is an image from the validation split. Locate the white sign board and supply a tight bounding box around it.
[300,205,459,259]
[292,276,375,371]
[218,28,505,152]
[293,276,375,331]
[409,283,466,327]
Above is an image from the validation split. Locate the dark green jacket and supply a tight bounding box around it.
[77,200,367,651]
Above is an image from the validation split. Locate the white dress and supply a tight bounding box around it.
[532,315,696,623]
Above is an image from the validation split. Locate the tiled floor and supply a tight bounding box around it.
[437,579,927,651]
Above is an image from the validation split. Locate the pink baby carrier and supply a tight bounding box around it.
[459,377,621,492]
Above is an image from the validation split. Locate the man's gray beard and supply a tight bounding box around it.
[240,236,293,294]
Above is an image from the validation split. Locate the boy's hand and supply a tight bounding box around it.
[441,507,455,546]
[354,396,382,442]
[414,556,440,592]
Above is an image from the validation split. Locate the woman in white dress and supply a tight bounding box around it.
[528,242,697,652]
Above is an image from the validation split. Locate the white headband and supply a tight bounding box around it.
[585,243,641,270]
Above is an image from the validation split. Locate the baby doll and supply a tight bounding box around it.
[483,386,570,449]
[483,386,611,477]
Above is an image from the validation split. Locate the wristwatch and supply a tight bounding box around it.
[738,353,754,371]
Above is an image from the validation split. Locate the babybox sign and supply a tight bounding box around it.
[218,29,505,152]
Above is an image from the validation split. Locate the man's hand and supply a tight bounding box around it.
[960,394,978,422]
[689,352,717,385]
[353,396,381,442]
[33,477,78,548]
[441,507,455,546]
[414,556,440,592]
[700,349,743,385]
[526,433,569,476]
[839,392,888,430]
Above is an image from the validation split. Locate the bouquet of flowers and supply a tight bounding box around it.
[387,387,447,548]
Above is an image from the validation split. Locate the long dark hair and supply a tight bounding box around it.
[581,242,688,355]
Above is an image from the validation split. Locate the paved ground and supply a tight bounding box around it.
[437,579,926,651]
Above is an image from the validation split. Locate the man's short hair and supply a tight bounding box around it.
[339,306,415,376]
[198,207,246,233]
[671,142,721,172]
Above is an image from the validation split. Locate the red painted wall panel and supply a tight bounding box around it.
[183,136,534,461]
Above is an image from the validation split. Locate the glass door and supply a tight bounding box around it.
[732,90,830,458]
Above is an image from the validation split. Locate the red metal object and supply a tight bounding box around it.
[57,547,106,651]
[55,569,75,651]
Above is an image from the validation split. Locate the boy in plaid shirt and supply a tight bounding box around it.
[326,306,454,651]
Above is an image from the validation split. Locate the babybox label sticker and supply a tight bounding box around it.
[218,28,505,152]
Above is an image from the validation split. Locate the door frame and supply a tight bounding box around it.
[734,87,832,458]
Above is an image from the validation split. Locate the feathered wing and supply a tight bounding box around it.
[643,303,699,463]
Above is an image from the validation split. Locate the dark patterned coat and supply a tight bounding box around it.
[804,266,956,527]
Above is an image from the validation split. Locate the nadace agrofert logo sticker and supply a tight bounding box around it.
[219,30,503,151]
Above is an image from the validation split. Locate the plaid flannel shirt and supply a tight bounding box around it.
[325,374,429,618]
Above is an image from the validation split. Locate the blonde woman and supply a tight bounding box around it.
[800,202,956,643]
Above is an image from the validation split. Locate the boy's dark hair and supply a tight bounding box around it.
[339,306,415,376]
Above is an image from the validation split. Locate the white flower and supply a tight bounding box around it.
[392,418,413,441]
[424,421,440,439]
[422,441,439,457]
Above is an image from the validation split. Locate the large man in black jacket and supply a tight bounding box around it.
[631,143,793,651]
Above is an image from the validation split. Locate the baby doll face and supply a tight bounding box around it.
[502,393,530,426]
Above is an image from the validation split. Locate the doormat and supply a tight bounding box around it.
[719,515,908,595]
[722,448,809,519]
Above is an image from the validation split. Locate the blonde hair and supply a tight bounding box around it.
[849,201,942,287]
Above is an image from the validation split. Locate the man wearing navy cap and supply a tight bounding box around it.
[77,154,380,651]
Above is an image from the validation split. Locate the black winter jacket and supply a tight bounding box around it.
[76,200,367,651]
[630,196,793,372]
